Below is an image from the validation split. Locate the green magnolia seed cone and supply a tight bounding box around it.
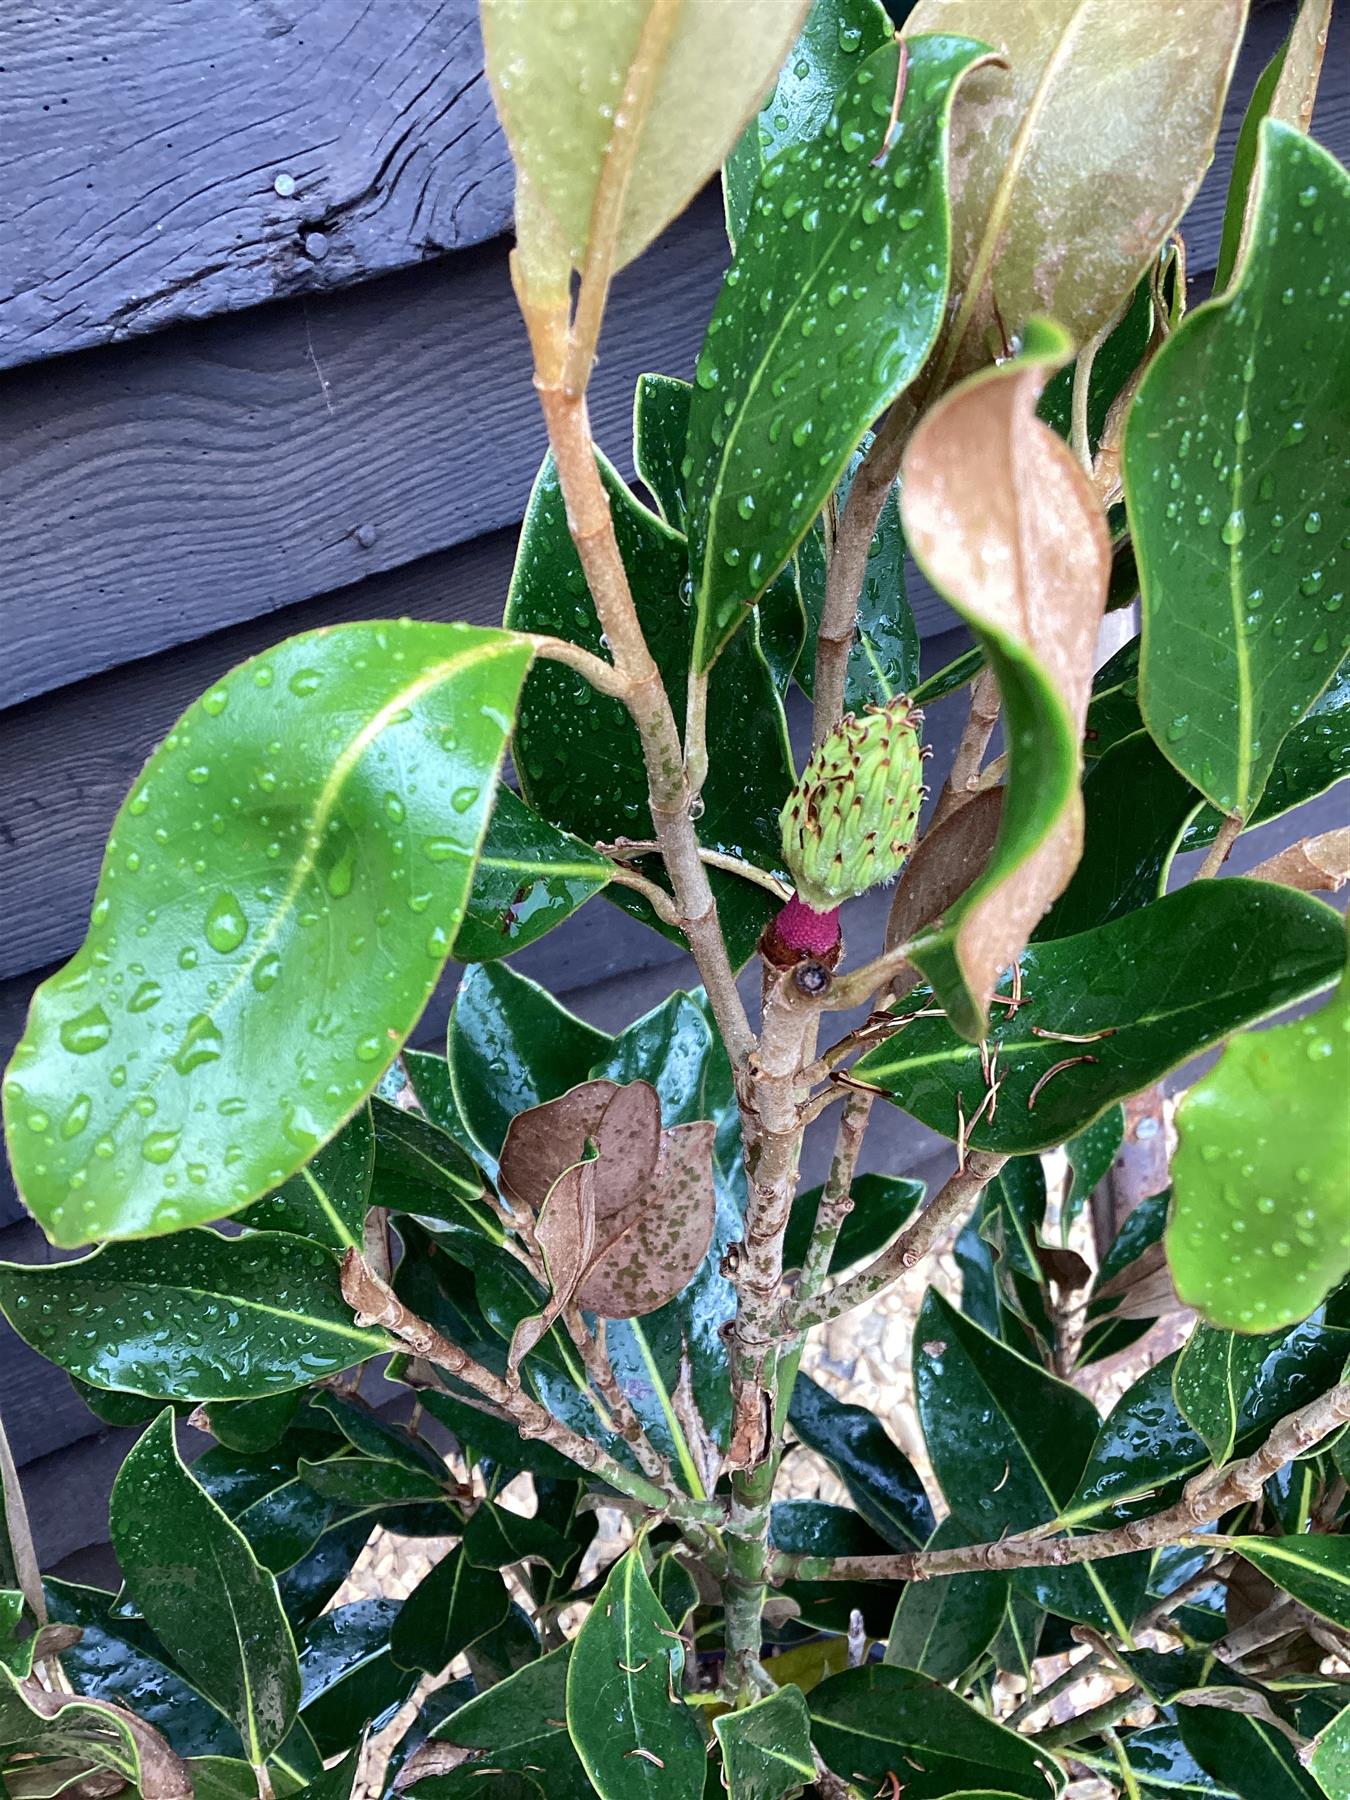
[780,697,927,911]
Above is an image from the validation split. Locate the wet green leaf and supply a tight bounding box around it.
[1127,123,1350,819]
[461,1502,575,1576]
[1170,927,1350,1333]
[807,1664,1059,1799]
[1179,1703,1321,1800]
[1310,1700,1350,1800]
[368,1098,500,1259]
[1039,273,1157,451]
[297,1455,453,1510]
[1037,732,1199,940]
[1062,1107,1125,1236]
[204,1393,303,1456]
[415,1387,574,1484]
[782,1173,924,1275]
[902,321,1109,1039]
[1229,1537,1350,1632]
[447,962,611,1171]
[239,1107,374,1252]
[1174,1324,1282,1464]
[633,373,694,532]
[686,34,990,669]
[884,1516,1007,1685]
[307,1392,448,1480]
[905,0,1246,382]
[915,1289,1148,1633]
[481,0,811,282]
[416,1644,592,1800]
[723,0,892,247]
[1078,1188,1172,1367]
[712,1685,815,1800]
[0,1230,387,1402]
[565,1548,703,1799]
[2,620,531,1247]
[455,789,611,963]
[787,1372,934,1551]
[390,1548,510,1677]
[110,1412,300,1763]
[769,1500,903,1639]
[853,881,1347,1154]
[504,453,791,966]
[298,1600,417,1757]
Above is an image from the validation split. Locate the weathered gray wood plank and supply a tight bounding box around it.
[0,192,730,712]
[0,0,511,369]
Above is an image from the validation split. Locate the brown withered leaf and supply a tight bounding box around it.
[901,323,1110,1039]
[903,0,1246,383]
[499,1078,660,1216]
[1248,827,1350,895]
[14,1684,191,1800]
[508,1156,598,1374]
[578,1121,718,1319]
[884,787,1004,997]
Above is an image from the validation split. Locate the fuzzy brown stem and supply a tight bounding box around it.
[929,666,1002,829]
[1196,810,1243,879]
[340,1251,719,1530]
[794,1091,875,1301]
[0,1402,47,1628]
[565,1309,675,1490]
[771,1379,1350,1583]
[781,1151,1007,1334]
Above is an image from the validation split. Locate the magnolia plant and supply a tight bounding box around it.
[2,1,1349,1797]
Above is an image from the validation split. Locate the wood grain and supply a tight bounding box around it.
[0,0,511,369]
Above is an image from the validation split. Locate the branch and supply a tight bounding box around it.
[770,1378,1350,1583]
[1247,826,1350,894]
[927,666,1002,830]
[0,1401,46,1628]
[779,1151,1007,1334]
[1196,810,1243,879]
[527,634,634,698]
[792,1089,874,1302]
[339,1252,720,1531]
[599,839,791,902]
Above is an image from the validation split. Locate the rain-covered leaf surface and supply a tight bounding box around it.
[481,0,811,279]
[1179,1702,1322,1800]
[808,1664,1060,1799]
[712,1685,816,1800]
[564,1548,703,1799]
[238,1107,374,1251]
[0,1230,388,1400]
[685,33,990,668]
[782,1172,924,1275]
[298,1600,419,1757]
[454,788,612,963]
[1228,1536,1350,1632]
[884,1516,1007,1684]
[2,620,531,1246]
[1128,123,1350,818]
[1169,929,1350,1332]
[854,880,1346,1153]
[418,1645,592,1800]
[788,1372,935,1551]
[110,1413,300,1763]
[915,1290,1149,1633]
[722,0,892,247]
[901,321,1109,1039]
[504,452,792,966]
[904,0,1247,381]
[389,1548,509,1677]
[1173,1323,1281,1464]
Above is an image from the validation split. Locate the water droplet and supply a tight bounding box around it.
[141,1129,181,1165]
[61,1005,112,1055]
[1166,714,1190,743]
[62,1094,92,1139]
[205,893,248,953]
[173,1015,224,1075]
[202,687,229,716]
[289,668,323,697]
[354,1035,385,1063]
[252,954,282,993]
[383,792,406,825]
[127,980,163,1014]
[451,786,479,814]
[1221,509,1246,546]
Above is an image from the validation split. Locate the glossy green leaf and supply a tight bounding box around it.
[901,320,1109,1038]
[504,452,792,966]
[454,788,611,963]
[239,1107,374,1252]
[415,1386,574,1483]
[368,1098,500,1259]
[565,1547,702,1799]
[461,1502,575,1576]
[1228,1537,1350,1632]
[1063,1107,1125,1236]
[787,1372,935,1551]
[1184,658,1350,851]
[1310,1701,1350,1800]
[297,1455,452,1510]
[1180,1703,1321,1800]
[1174,1324,1282,1464]
[782,1173,923,1275]
[1170,928,1350,1333]
[205,1394,303,1456]
[808,1664,1059,1800]
[276,1518,375,1632]
[298,1599,418,1757]
[416,1644,592,1800]
[722,0,892,247]
[481,0,811,282]
[1037,731,1199,940]
[685,33,990,669]
[1128,123,1350,819]
[390,1548,509,1676]
[769,1501,904,1639]
[1039,272,1157,451]
[913,643,984,707]
[463,1607,540,1695]
[307,1392,448,1480]
[649,1552,699,1632]
[1078,1188,1172,1366]
[2,620,531,1247]
[291,1750,360,1800]
[712,1686,815,1800]
[905,0,1246,382]
[915,1289,1148,1633]
[0,1230,387,1402]
[884,1515,1007,1685]
[633,374,694,532]
[1066,1319,1350,1526]
[854,880,1347,1154]
[1084,635,1146,763]
[110,1412,300,1763]
[447,962,611,1171]
[1108,1722,1239,1797]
